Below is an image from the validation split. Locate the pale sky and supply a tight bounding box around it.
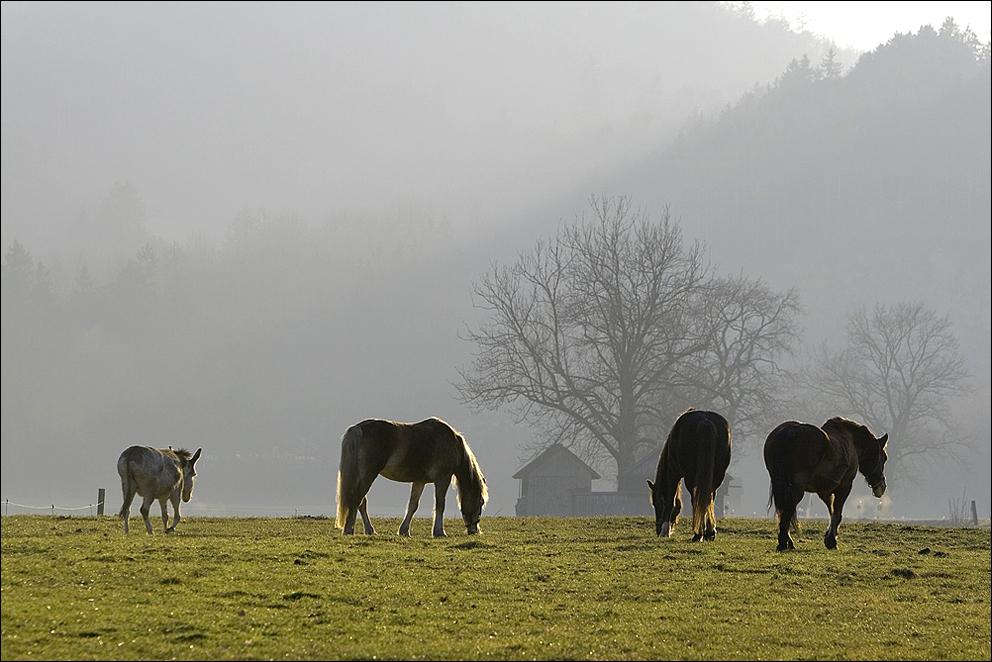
[752,1,991,51]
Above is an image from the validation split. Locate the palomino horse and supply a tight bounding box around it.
[336,417,488,537]
[117,446,202,534]
[647,409,732,540]
[764,417,888,551]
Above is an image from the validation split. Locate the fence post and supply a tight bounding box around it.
[971,500,979,526]
[97,489,105,517]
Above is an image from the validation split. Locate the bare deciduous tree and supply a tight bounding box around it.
[807,301,971,482]
[680,275,803,441]
[457,195,802,477]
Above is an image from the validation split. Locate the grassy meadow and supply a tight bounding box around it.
[1,514,989,660]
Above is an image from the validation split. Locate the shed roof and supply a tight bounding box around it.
[512,443,601,480]
[621,449,661,480]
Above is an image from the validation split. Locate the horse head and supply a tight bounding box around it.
[858,433,888,498]
[646,479,673,536]
[459,475,487,535]
[180,448,202,503]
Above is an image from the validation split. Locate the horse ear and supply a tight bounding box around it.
[646,480,654,490]
[879,434,888,448]
[191,448,202,464]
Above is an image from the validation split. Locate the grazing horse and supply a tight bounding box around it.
[117,446,202,534]
[764,417,888,551]
[647,409,732,540]
[335,417,488,537]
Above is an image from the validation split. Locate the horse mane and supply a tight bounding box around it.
[172,447,193,460]
[453,430,488,509]
[823,416,866,437]
[823,416,878,444]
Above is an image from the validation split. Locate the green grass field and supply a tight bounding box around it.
[1,514,989,661]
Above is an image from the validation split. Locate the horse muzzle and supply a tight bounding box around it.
[871,480,886,498]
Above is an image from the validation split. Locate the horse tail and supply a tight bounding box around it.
[117,449,135,520]
[336,424,363,530]
[691,418,718,536]
[767,428,800,532]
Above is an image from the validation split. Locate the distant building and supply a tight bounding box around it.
[573,451,657,516]
[513,443,741,518]
[513,443,600,516]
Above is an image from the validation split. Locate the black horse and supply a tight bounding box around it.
[647,409,731,541]
[764,417,888,551]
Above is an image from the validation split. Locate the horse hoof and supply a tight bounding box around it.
[704,532,716,541]
[691,533,703,542]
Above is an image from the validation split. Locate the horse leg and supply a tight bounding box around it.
[139,494,156,534]
[357,496,375,535]
[166,493,181,533]
[704,490,717,541]
[398,483,426,537]
[776,505,794,551]
[684,478,708,542]
[822,485,850,550]
[159,497,173,533]
[120,489,134,534]
[431,480,449,538]
[345,475,377,535]
[776,486,802,552]
[662,484,682,537]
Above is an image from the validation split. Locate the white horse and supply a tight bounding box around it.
[117,446,201,534]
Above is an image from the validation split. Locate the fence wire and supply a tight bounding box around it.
[4,499,105,516]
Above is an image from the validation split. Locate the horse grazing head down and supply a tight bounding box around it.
[456,437,489,535]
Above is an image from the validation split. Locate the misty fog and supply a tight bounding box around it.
[2,2,989,525]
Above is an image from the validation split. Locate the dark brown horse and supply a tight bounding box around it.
[335,417,488,537]
[764,417,888,551]
[647,409,732,541]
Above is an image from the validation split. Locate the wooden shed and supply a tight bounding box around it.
[618,450,660,493]
[512,443,601,517]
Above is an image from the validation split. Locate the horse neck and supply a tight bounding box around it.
[453,448,477,490]
[852,436,881,476]
[827,422,879,477]
[453,446,485,504]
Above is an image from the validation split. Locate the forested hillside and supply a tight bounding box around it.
[623,20,989,367]
[2,9,988,520]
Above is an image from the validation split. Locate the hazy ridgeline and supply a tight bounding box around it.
[1,4,989,520]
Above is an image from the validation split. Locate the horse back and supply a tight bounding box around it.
[764,422,824,474]
[118,446,183,498]
[661,410,731,478]
[764,420,858,494]
[356,418,460,483]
